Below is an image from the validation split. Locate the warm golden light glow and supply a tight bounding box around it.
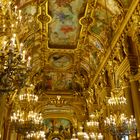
[104,114,136,137]
[108,96,127,105]
[26,131,46,139]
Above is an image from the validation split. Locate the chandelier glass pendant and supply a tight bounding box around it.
[0,0,31,92]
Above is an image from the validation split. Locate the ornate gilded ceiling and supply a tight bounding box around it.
[0,0,136,135]
[14,0,132,75]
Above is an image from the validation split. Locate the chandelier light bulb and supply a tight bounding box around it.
[89,132,103,140]
[26,131,46,139]
[108,96,127,106]
[98,133,103,140]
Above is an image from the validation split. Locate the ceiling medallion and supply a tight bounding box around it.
[48,53,73,70]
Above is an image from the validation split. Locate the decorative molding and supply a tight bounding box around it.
[115,57,130,77]
[91,0,139,85]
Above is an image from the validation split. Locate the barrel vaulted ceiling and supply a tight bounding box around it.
[0,0,133,127]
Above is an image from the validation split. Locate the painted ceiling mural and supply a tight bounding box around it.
[48,0,86,49]
[0,0,135,137]
[34,71,74,91]
[44,118,72,139]
[34,70,89,92]
[90,2,120,44]
[45,72,73,91]
[120,0,131,7]
[12,0,133,95]
[48,53,73,69]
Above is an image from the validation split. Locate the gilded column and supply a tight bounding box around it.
[130,79,140,139]
[123,85,137,140]
[123,86,134,116]
[126,33,140,139]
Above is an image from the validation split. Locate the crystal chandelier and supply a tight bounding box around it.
[10,84,44,135]
[26,131,46,140]
[11,110,43,135]
[19,84,38,103]
[107,96,127,105]
[86,114,103,140]
[77,126,87,140]
[86,114,99,130]
[0,0,31,92]
[17,84,37,110]
[19,92,38,102]
[104,114,137,138]
[105,93,137,138]
[89,132,103,140]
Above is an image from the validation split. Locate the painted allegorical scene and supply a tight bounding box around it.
[34,70,89,92]
[44,118,73,139]
[44,72,73,91]
[49,53,73,69]
[34,71,74,92]
[48,0,86,48]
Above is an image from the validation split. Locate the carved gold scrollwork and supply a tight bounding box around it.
[38,14,51,23]
[80,15,93,27]
[37,2,52,24]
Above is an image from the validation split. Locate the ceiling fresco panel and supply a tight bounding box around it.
[89,5,113,43]
[48,53,73,69]
[35,71,74,91]
[48,0,86,49]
